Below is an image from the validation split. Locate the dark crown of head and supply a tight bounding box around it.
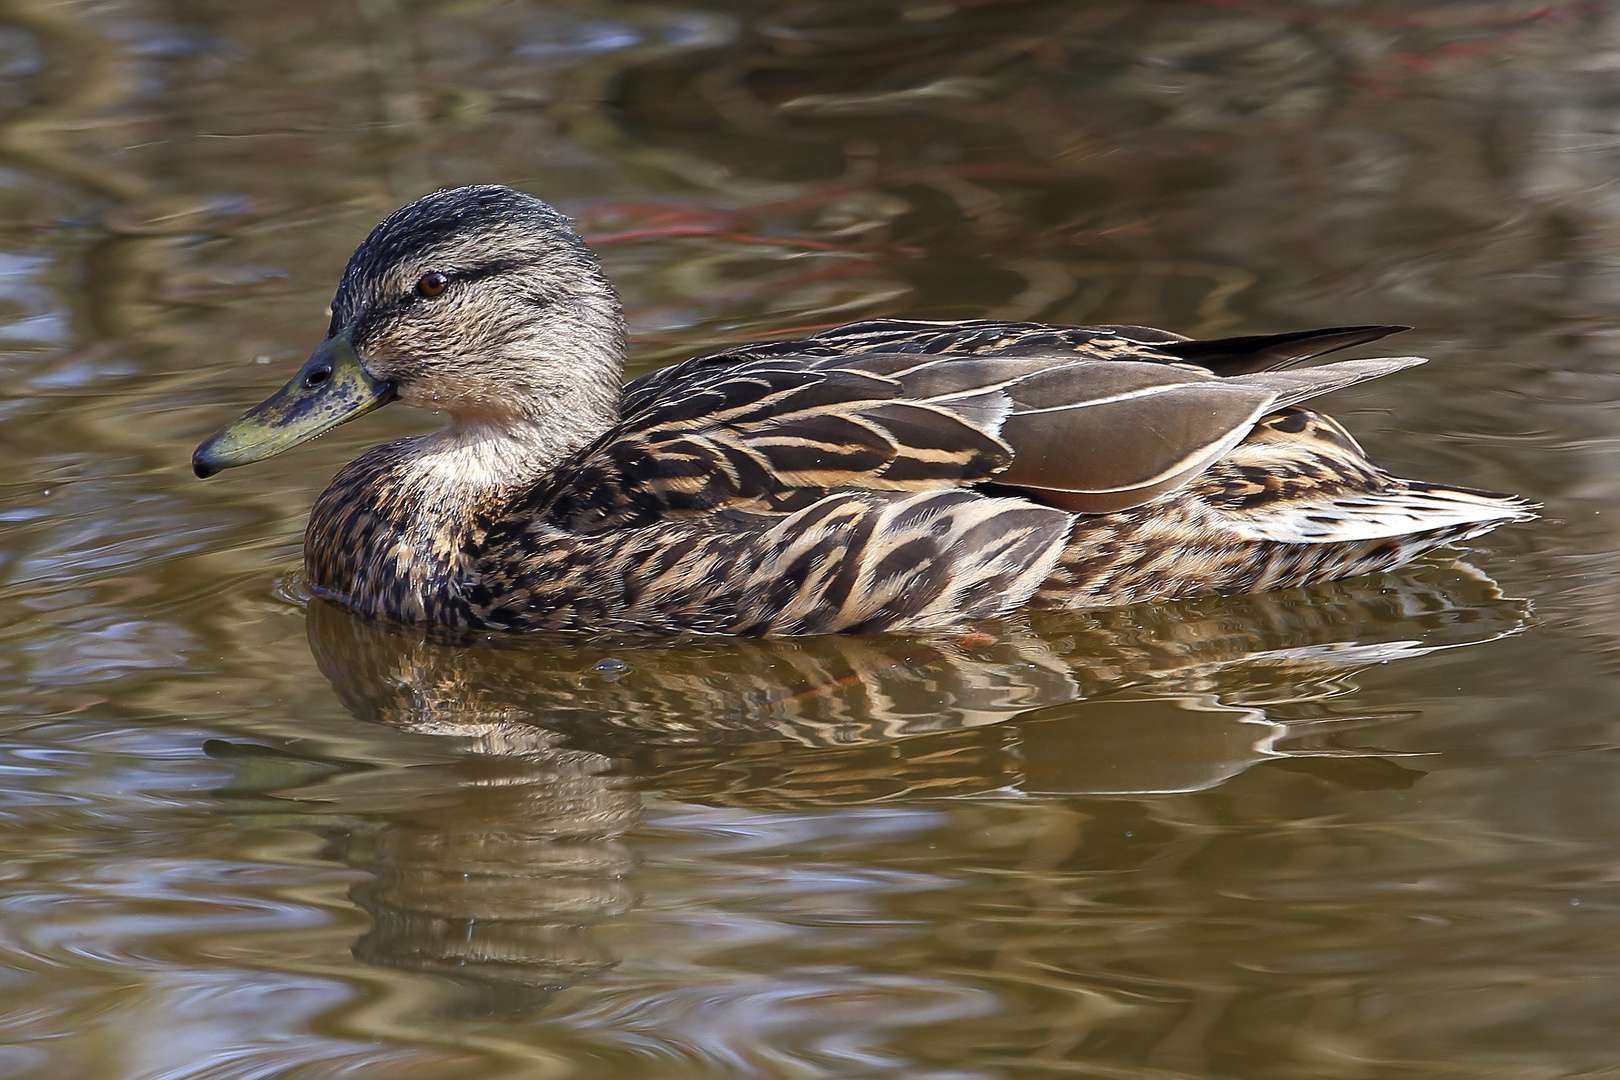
[339,186,579,291]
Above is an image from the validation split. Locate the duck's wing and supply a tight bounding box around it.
[546,350,1427,532]
[858,348,1428,513]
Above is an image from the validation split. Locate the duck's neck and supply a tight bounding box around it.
[416,408,610,491]
[305,389,621,624]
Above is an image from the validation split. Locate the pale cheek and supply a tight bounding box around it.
[361,326,454,379]
[395,369,512,414]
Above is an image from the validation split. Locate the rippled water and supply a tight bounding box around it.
[1,0,1617,1076]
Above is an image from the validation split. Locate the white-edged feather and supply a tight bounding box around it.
[1218,482,1537,544]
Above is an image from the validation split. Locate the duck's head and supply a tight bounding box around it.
[193,185,625,478]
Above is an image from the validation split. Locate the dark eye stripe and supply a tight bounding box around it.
[402,260,522,305]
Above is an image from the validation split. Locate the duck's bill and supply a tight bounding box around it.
[192,333,395,478]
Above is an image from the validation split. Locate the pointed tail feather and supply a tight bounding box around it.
[1158,325,1413,375]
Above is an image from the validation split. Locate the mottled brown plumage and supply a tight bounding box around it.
[194,185,1536,635]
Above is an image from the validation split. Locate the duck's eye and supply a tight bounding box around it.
[415,271,450,299]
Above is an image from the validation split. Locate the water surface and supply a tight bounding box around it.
[0,1,1615,1077]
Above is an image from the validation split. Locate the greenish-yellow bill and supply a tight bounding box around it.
[192,331,394,478]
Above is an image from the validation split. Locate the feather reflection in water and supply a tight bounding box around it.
[271,564,1531,1008]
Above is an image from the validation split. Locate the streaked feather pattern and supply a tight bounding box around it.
[532,340,1428,528]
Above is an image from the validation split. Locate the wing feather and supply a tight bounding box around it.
[544,345,1427,530]
[989,356,1426,513]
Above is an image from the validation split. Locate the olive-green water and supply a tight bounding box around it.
[0,0,1615,1076]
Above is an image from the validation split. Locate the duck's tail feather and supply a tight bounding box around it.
[1216,479,1538,546]
[1158,324,1413,376]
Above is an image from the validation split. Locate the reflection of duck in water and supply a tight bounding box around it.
[193,185,1533,634]
[202,566,1525,1008]
[305,562,1528,793]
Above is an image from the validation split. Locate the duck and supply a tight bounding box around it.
[192,185,1535,636]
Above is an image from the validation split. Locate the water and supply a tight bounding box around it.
[0,0,1615,1076]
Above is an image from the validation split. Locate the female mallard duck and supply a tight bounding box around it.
[193,185,1534,635]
